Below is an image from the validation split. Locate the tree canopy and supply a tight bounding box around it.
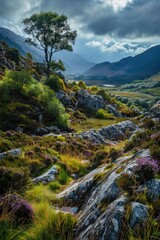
[23,12,77,78]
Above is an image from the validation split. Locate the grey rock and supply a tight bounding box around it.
[0,148,22,159]
[137,179,160,200]
[15,127,24,133]
[75,89,105,113]
[75,120,137,144]
[55,90,72,106]
[107,105,122,117]
[35,126,60,135]
[57,166,106,204]
[76,196,127,240]
[129,202,148,228]
[147,101,160,120]
[33,165,58,184]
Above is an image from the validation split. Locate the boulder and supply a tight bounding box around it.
[107,105,122,117]
[35,126,60,135]
[137,179,160,200]
[148,100,160,120]
[55,90,73,107]
[129,202,148,228]
[76,196,127,240]
[75,89,105,113]
[33,165,58,184]
[0,148,22,159]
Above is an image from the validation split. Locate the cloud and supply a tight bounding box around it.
[0,0,42,22]
[86,39,148,55]
[87,0,160,37]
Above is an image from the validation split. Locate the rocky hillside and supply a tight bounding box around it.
[0,41,160,240]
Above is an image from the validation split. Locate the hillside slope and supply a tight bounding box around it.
[0,27,95,74]
[85,45,160,84]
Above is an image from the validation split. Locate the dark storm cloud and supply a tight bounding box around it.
[87,0,160,37]
[40,0,94,17]
[0,0,159,38]
[0,0,41,22]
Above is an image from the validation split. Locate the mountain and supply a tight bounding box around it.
[0,27,95,74]
[85,45,160,84]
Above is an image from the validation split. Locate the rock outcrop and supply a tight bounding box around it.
[33,165,58,184]
[75,120,137,144]
[57,149,154,240]
[0,148,22,159]
[75,89,105,113]
[148,100,160,120]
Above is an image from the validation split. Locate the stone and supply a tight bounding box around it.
[76,196,127,240]
[129,202,148,228]
[0,148,22,160]
[55,90,73,106]
[107,105,122,117]
[15,127,24,133]
[75,89,105,113]
[137,179,160,200]
[35,126,60,135]
[75,120,137,144]
[33,165,58,184]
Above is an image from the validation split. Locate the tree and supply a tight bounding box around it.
[23,12,77,79]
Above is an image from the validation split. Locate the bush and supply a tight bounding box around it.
[117,173,136,195]
[91,150,108,168]
[0,70,69,130]
[0,194,34,225]
[109,148,121,161]
[49,181,61,192]
[96,89,111,102]
[0,166,29,194]
[78,80,87,89]
[45,73,66,92]
[96,109,114,119]
[133,157,159,183]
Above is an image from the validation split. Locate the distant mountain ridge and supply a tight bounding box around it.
[85,45,160,84]
[0,27,95,74]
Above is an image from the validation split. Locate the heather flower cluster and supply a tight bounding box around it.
[134,157,159,182]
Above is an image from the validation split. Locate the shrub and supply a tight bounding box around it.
[0,166,29,194]
[117,173,136,195]
[91,150,108,168]
[109,148,121,161]
[78,80,87,89]
[0,70,69,130]
[96,89,111,102]
[45,73,66,92]
[0,194,34,225]
[133,157,159,183]
[49,181,61,192]
[96,109,114,120]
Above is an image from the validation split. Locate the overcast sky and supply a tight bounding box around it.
[0,0,160,63]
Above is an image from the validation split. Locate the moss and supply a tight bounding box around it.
[96,109,114,120]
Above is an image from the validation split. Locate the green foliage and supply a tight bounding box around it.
[91,150,108,168]
[117,173,136,195]
[0,70,69,130]
[109,148,121,161]
[78,80,87,89]
[49,181,61,192]
[23,202,76,240]
[45,73,66,92]
[23,11,77,78]
[96,89,111,102]
[96,109,114,120]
